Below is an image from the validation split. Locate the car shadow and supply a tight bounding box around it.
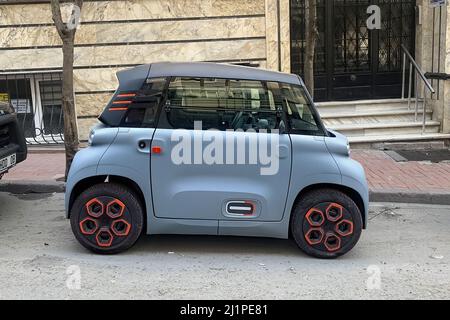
[131,234,305,258]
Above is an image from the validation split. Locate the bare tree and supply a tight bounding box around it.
[51,0,83,179]
[304,0,317,96]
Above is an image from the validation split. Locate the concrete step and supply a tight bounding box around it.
[316,98,447,149]
[348,133,450,149]
[329,121,441,137]
[321,109,432,125]
[316,98,423,113]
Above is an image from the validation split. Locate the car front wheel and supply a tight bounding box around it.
[70,182,144,254]
[291,188,363,259]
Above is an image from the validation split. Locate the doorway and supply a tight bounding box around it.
[290,0,416,101]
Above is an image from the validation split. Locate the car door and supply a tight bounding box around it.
[150,77,292,222]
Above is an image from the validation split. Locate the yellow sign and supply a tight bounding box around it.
[0,93,9,102]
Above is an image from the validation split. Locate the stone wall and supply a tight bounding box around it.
[444,4,450,133]
[0,0,292,140]
[415,1,450,133]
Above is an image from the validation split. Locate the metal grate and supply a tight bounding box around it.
[333,0,372,73]
[290,0,327,75]
[290,0,416,101]
[378,0,416,72]
[387,149,450,163]
[0,72,64,145]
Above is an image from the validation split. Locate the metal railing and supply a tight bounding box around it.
[0,71,64,145]
[401,44,435,134]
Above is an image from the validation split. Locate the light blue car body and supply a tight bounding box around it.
[65,62,369,239]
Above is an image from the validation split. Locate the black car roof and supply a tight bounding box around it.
[146,62,302,85]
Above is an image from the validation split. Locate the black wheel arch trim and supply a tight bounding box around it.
[68,175,147,222]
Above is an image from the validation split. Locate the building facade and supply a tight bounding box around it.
[0,0,449,143]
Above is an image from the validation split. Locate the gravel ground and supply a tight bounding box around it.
[0,192,449,300]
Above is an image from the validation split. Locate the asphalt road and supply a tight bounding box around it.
[0,192,449,300]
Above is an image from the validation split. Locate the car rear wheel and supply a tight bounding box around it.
[291,188,362,259]
[70,182,144,254]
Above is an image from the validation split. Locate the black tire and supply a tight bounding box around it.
[291,188,362,259]
[70,182,144,254]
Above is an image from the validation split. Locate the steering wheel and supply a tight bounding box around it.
[230,111,243,130]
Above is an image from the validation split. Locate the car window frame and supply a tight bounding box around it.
[280,82,328,137]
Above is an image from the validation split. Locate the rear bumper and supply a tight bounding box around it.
[0,113,27,170]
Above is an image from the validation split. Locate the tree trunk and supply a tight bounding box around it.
[304,0,317,97]
[51,0,83,179]
[62,37,79,178]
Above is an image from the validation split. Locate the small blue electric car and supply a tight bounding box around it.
[66,62,368,259]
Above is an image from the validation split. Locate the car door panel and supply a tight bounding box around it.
[150,129,292,222]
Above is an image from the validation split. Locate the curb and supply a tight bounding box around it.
[369,190,450,206]
[28,147,65,154]
[0,180,65,194]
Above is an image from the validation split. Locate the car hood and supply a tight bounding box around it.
[327,129,348,143]
[324,128,350,157]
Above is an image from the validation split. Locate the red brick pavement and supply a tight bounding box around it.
[351,150,450,194]
[4,152,65,181]
[3,150,450,194]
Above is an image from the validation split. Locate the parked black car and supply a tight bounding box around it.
[0,101,27,179]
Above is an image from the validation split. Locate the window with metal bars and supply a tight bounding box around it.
[0,72,64,144]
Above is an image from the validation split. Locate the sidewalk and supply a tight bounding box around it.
[351,150,450,193]
[351,150,450,204]
[2,149,450,204]
[5,152,65,181]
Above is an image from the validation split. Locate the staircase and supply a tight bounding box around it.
[316,98,450,148]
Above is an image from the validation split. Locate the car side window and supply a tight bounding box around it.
[121,78,166,128]
[165,77,281,131]
[123,107,157,127]
[280,84,323,136]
